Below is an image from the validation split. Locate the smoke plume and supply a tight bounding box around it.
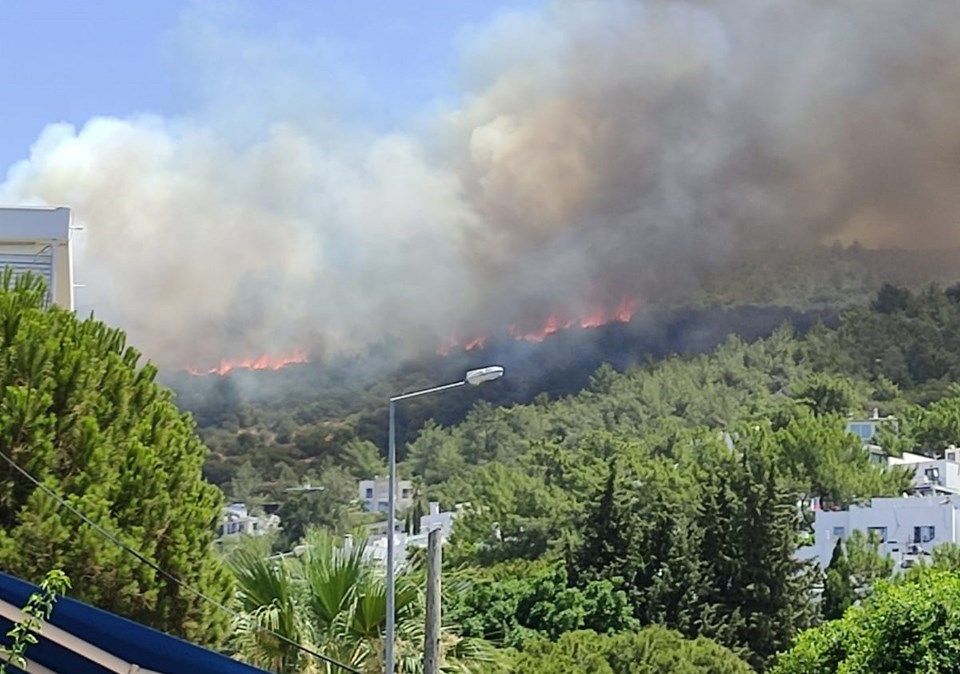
[3,0,960,367]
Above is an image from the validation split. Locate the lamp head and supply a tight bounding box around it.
[465,365,505,386]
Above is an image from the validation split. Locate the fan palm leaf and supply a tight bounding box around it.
[229,531,503,673]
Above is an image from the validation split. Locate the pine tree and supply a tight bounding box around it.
[569,460,630,585]
[0,272,232,645]
[682,431,818,669]
[643,510,709,635]
[822,538,855,620]
[721,434,817,670]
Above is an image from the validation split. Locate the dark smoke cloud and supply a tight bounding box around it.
[447,0,960,331]
[3,0,960,366]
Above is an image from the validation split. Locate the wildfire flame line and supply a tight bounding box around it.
[188,296,640,372]
[438,295,639,354]
[186,350,308,376]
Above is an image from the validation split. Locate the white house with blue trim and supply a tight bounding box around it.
[798,494,960,570]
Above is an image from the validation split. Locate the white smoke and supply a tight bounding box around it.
[4,0,960,367]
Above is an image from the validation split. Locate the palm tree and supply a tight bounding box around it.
[228,531,503,673]
[228,538,312,673]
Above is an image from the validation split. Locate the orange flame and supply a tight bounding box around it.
[509,315,575,342]
[186,350,308,376]
[464,336,487,351]
[510,295,639,343]
[438,295,639,352]
[192,296,640,369]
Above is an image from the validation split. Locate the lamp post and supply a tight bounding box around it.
[385,366,504,673]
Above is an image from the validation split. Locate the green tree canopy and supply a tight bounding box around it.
[445,559,637,649]
[821,530,893,621]
[0,272,231,645]
[569,428,818,670]
[794,374,859,417]
[773,570,960,674]
[821,539,854,622]
[229,532,501,674]
[511,627,753,674]
[273,466,364,553]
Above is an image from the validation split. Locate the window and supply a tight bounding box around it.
[401,489,411,498]
[914,525,936,543]
[925,467,941,483]
[365,488,373,499]
[867,526,887,542]
[833,526,845,538]
[847,422,875,442]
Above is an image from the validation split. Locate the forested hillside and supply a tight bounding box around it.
[176,279,960,499]
[404,284,960,671]
[183,281,960,671]
[176,304,831,488]
[1,265,957,672]
[170,245,960,493]
[695,246,960,309]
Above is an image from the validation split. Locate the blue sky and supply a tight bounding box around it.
[0,0,543,173]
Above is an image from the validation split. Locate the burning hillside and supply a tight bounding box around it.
[511,296,640,342]
[191,297,638,371]
[437,295,640,356]
[187,350,308,376]
[5,1,960,368]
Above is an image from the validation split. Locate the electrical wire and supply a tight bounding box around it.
[0,448,363,674]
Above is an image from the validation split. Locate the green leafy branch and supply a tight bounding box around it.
[1,570,71,674]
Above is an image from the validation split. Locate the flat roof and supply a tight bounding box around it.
[0,206,71,241]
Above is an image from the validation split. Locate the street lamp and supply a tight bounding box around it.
[385,365,504,673]
[284,484,325,493]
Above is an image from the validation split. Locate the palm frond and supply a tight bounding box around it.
[228,530,507,673]
[300,530,371,628]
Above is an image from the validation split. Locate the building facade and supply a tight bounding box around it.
[798,495,960,570]
[217,503,280,538]
[0,206,74,310]
[889,450,960,496]
[357,476,413,512]
[419,501,455,538]
[846,409,898,445]
[361,501,462,568]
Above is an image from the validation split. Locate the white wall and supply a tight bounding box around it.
[800,495,960,569]
[0,207,73,310]
[419,501,454,538]
[903,458,960,494]
[357,476,413,512]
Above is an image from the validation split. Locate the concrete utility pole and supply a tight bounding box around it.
[423,528,443,674]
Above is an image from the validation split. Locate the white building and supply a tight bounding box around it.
[365,517,405,538]
[365,500,457,538]
[358,476,413,513]
[0,207,74,310]
[888,449,960,496]
[217,502,280,538]
[846,409,897,445]
[798,495,960,569]
[363,501,462,568]
[419,501,456,539]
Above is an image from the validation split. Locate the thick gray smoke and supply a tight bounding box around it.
[3,0,960,367]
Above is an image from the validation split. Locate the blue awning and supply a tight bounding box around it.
[0,571,271,674]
